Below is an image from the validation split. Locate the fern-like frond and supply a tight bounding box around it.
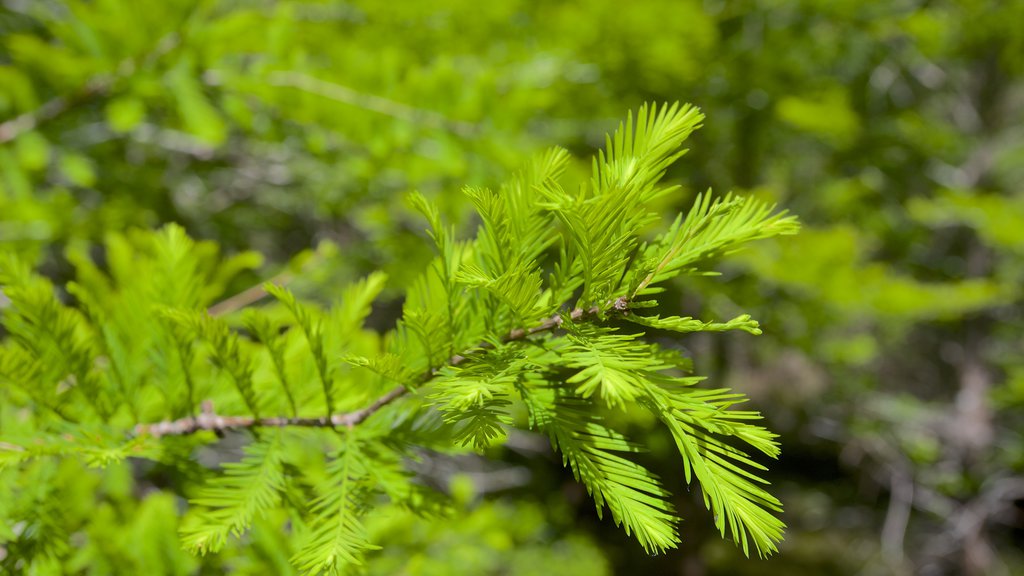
[243,310,298,417]
[180,434,286,554]
[333,272,388,335]
[0,473,69,573]
[594,102,704,200]
[465,146,569,274]
[541,103,705,307]
[518,381,680,553]
[0,430,147,469]
[0,341,69,422]
[161,318,201,419]
[407,192,470,358]
[162,310,261,418]
[345,353,417,387]
[626,313,763,335]
[265,284,334,415]
[0,256,108,420]
[400,305,449,370]
[146,224,208,309]
[630,192,799,296]
[642,378,785,557]
[456,258,544,324]
[292,434,379,575]
[560,324,669,410]
[427,350,524,451]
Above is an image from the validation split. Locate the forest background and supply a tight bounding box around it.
[1,1,1023,575]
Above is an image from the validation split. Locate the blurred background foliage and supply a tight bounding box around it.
[1,0,1023,574]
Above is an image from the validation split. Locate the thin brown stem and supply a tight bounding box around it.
[134,387,408,437]
[134,296,630,438]
[208,272,291,317]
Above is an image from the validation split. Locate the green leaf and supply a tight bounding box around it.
[626,313,763,335]
[520,382,680,554]
[464,146,569,274]
[292,434,379,575]
[13,132,50,172]
[456,258,544,323]
[105,96,146,134]
[344,353,416,387]
[266,283,334,416]
[427,348,525,451]
[643,379,785,557]
[630,192,799,295]
[332,271,388,337]
[163,309,261,418]
[58,152,96,187]
[243,310,298,417]
[180,435,286,554]
[0,255,108,419]
[167,56,227,146]
[561,325,668,410]
[541,102,705,307]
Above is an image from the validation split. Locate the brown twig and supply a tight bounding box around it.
[134,388,407,437]
[208,272,292,317]
[880,467,914,565]
[134,296,630,438]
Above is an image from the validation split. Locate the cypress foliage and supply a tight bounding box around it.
[0,103,798,573]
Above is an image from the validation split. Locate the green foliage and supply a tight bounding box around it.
[6,0,1022,573]
[181,435,286,555]
[1,103,796,573]
[363,497,612,576]
[643,380,782,558]
[428,354,518,451]
[523,386,681,554]
[265,284,337,416]
[293,432,379,574]
[626,313,763,336]
[556,322,784,557]
[629,193,798,296]
[540,103,705,307]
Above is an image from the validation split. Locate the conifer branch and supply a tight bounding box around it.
[134,297,631,438]
[2,101,797,566]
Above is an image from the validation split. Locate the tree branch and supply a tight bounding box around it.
[0,81,109,145]
[263,71,481,138]
[134,296,629,438]
[208,271,292,317]
[134,389,407,437]
[0,33,180,145]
